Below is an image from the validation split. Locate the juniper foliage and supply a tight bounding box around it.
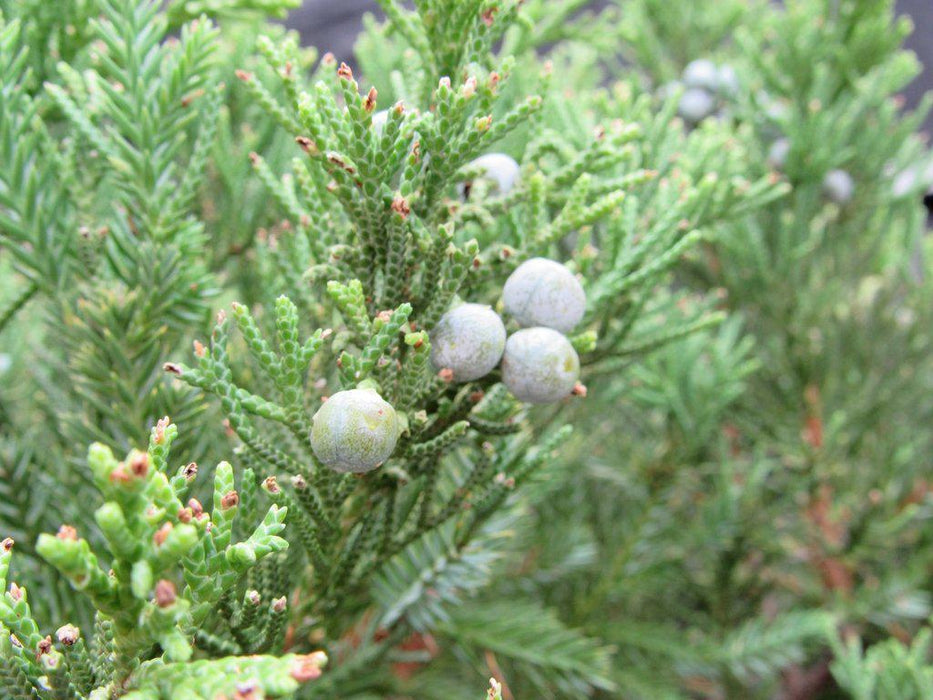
[0,0,930,697]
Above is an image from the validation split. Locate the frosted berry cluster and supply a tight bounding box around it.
[431,257,585,404]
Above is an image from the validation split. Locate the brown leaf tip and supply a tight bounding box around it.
[221,490,240,509]
[1,537,13,552]
[364,86,378,112]
[183,462,198,481]
[295,136,317,154]
[154,416,171,443]
[188,498,204,517]
[337,62,354,81]
[262,476,280,495]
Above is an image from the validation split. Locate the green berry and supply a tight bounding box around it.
[430,303,507,382]
[502,258,586,334]
[310,389,399,473]
[501,328,580,404]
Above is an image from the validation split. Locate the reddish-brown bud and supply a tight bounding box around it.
[154,579,176,608]
[262,476,280,495]
[56,624,80,646]
[290,652,327,682]
[187,498,204,517]
[364,87,377,112]
[391,196,411,218]
[154,417,170,444]
[56,525,78,541]
[153,522,173,547]
[36,636,52,659]
[129,452,149,478]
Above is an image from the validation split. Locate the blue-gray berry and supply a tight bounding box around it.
[310,389,399,474]
[717,64,739,96]
[682,59,720,92]
[891,165,918,198]
[430,303,507,382]
[501,328,580,404]
[823,169,855,204]
[768,138,791,171]
[678,88,716,124]
[372,109,388,134]
[502,258,586,334]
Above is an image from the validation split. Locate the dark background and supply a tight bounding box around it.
[286,0,933,132]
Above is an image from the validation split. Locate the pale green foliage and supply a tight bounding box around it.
[831,628,933,700]
[0,420,325,699]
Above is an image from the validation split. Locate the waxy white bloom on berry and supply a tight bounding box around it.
[310,389,399,474]
[430,304,507,382]
[501,328,580,404]
[717,64,739,96]
[768,138,791,170]
[372,109,389,134]
[678,88,716,124]
[682,59,720,92]
[823,169,855,204]
[468,153,521,194]
[503,258,586,334]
